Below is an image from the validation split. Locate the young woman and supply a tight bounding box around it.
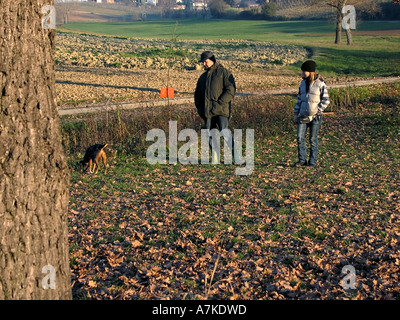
[294,60,330,167]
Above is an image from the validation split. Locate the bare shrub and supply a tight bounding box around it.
[61,95,294,157]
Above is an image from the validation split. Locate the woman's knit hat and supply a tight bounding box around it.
[301,60,317,72]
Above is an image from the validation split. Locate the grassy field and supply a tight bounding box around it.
[58,19,400,78]
[60,17,400,300]
[58,19,400,41]
[66,83,400,300]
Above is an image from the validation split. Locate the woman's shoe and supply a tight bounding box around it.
[294,161,307,167]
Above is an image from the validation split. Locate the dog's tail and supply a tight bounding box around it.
[101,144,108,150]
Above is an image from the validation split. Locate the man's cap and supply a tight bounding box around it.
[301,60,317,72]
[199,51,215,62]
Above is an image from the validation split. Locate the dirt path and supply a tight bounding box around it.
[58,76,400,116]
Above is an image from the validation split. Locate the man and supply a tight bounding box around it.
[194,51,236,163]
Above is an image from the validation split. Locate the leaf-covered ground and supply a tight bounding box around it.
[68,96,400,300]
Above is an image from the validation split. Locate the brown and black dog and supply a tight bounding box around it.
[80,144,108,174]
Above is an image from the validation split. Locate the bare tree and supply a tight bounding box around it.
[327,0,352,44]
[0,0,71,299]
[312,0,357,45]
[55,0,78,25]
[158,0,176,17]
[183,0,193,17]
[327,0,381,45]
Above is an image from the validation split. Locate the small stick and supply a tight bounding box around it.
[205,254,220,299]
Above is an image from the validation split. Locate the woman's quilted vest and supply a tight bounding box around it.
[299,78,323,118]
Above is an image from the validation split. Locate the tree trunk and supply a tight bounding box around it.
[334,10,342,44]
[0,0,71,300]
[345,27,353,45]
[329,0,348,44]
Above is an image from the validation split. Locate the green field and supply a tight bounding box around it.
[59,19,400,77]
[59,19,400,41]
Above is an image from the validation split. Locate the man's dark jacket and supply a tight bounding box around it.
[194,62,236,120]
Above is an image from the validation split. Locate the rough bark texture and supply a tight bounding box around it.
[334,9,342,44]
[0,0,71,299]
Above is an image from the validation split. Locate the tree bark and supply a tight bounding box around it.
[0,0,71,299]
[345,27,353,45]
[334,9,342,44]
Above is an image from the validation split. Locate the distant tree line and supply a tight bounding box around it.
[209,0,278,20]
[210,0,400,20]
[60,0,400,21]
[374,0,400,20]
